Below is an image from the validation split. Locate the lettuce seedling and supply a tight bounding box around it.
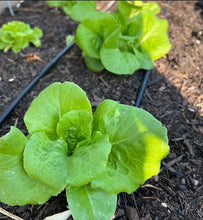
[0,21,43,53]
[66,0,171,75]
[0,82,169,220]
[47,0,96,22]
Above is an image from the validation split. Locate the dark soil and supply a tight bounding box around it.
[0,1,202,220]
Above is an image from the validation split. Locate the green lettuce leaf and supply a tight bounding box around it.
[24,82,92,136]
[47,0,77,16]
[23,132,68,192]
[72,1,170,75]
[100,27,140,75]
[66,132,112,186]
[47,1,69,7]
[70,1,96,22]
[82,51,104,72]
[66,35,75,46]
[66,185,117,220]
[133,9,171,60]
[0,21,43,53]
[133,1,161,15]
[62,1,77,15]
[117,0,160,31]
[117,1,142,31]
[91,100,169,194]
[133,46,154,70]
[0,127,59,205]
[57,110,92,153]
[47,1,96,21]
[75,11,120,59]
[24,131,111,190]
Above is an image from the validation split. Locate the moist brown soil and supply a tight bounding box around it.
[0,1,202,220]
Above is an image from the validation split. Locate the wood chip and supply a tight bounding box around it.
[162,161,177,173]
[164,186,176,197]
[171,136,186,141]
[184,139,194,156]
[168,155,184,166]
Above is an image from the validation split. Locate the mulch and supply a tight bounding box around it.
[0,1,202,219]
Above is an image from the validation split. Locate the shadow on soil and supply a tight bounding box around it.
[195,0,203,18]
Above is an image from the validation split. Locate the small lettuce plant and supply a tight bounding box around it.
[47,0,96,22]
[0,82,169,220]
[66,0,171,74]
[0,21,43,53]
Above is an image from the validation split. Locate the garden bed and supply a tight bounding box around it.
[0,1,202,219]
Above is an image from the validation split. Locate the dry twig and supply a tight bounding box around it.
[99,76,109,88]
[162,161,177,173]
[168,155,184,166]
[0,207,23,220]
[141,184,163,191]
[142,196,159,200]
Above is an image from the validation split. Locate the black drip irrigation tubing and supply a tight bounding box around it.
[0,2,170,125]
[135,1,170,107]
[135,70,150,107]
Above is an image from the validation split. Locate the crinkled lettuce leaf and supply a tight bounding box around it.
[47,1,96,22]
[117,0,142,31]
[0,80,170,220]
[0,21,42,53]
[75,11,120,59]
[100,26,140,75]
[57,110,92,153]
[23,132,68,192]
[24,82,92,136]
[133,0,161,15]
[132,9,171,60]
[70,1,96,22]
[24,131,111,190]
[66,131,111,186]
[70,1,171,74]
[91,100,169,194]
[0,127,59,205]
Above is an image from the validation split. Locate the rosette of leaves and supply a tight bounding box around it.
[66,0,171,75]
[47,0,96,22]
[0,21,43,53]
[0,82,169,220]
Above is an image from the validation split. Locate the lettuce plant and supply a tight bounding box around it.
[66,0,171,74]
[0,82,169,220]
[0,21,43,53]
[47,0,96,22]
